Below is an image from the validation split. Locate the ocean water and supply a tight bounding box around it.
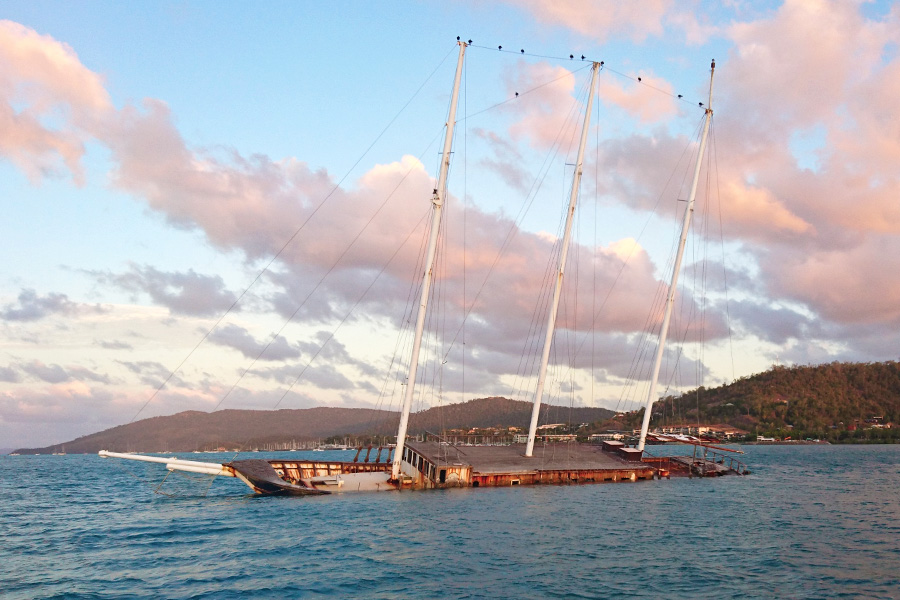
[1,445,898,599]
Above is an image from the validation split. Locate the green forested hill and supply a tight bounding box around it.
[651,361,900,441]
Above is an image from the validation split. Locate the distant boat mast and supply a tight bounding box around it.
[392,40,467,482]
[525,61,600,457]
[637,59,716,452]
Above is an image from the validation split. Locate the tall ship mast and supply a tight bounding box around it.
[525,61,600,457]
[637,59,716,452]
[391,40,467,481]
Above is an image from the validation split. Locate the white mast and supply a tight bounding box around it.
[637,59,716,452]
[525,62,600,457]
[392,41,467,481]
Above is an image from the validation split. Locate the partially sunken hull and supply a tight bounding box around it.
[259,442,657,494]
[262,454,395,493]
[102,440,744,496]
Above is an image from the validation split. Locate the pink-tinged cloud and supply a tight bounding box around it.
[7,8,900,391]
[717,0,900,228]
[593,131,812,243]
[725,0,886,130]
[18,360,111,385]
[0,22,741,391]
[716,178,813,242]
[763,233,900,326]
[505,61,578,150]
[511,0,673,43]
[702,0,900,328]
[0,20,111,184]
[597,73,678,124]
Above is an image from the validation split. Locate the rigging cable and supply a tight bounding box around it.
[711,117,737,382]
[466,43,709,108]
[127,44,459,424]
[508,120,583,400]
[215,125,446,413]
[607,115,707,414]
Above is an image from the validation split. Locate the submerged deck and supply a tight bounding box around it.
[404,441,655,487]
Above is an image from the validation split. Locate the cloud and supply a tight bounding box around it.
[21,360,69,384]
[0,382,142,448]
[297,331,381,378]
[117,360,186,388]
[762,234,900,326]
[597,73,678,124]
[208,324,301,361]
[4,7,900,427]
[0,365,21,383]
[18,360,111,385]
[95,264,238,316]
[472,128,530,194]
[67,366,112,384]
[0,288,95,321]
[510,0,673,43]
[708,0,900,335]
[0,19,111,184]
[505,61,579,150]
[730,300,819,345]
[1,21,690,365]
[300,364,356,391]
[95,339,134,350]
[107,99,340,261]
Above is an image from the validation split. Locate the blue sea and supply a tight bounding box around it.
[2,445,898,599]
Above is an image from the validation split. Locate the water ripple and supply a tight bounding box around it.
[2,446,898,599]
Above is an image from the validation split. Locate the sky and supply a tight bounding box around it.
[1,0,899,449]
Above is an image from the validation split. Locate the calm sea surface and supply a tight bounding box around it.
[2,445,898,599]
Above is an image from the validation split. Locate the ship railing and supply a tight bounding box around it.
[697,446,747,474]
[641,446,749,476]
[422,431,515,446]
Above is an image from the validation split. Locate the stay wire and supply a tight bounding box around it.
[212,126,447,413]
[272,206,434,410]
[466,43,710,109]
[128,44,458,424]
[507,76,589,399]
[710,118,736,381]
[442,63,589,365]
[611,116,707,413]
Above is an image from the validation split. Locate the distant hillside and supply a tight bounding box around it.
[17,362,900,453]
[647,361,900,441]
[393,396,613,434]
[15,397,614,454]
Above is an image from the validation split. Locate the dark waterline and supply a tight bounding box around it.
[2,445,898,599]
